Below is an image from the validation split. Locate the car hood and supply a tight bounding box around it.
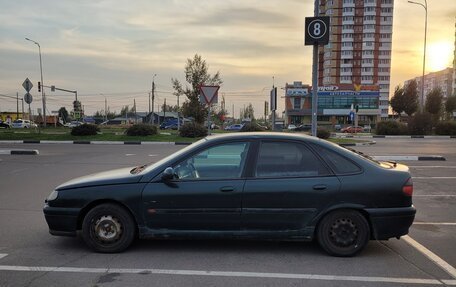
[55,167,142,190]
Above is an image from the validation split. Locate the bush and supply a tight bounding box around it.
[317,128,330,139]
[240,123,265,132]
[71,124,99,136]
[126,124,157,136]
[376,121,407,135]
[179,122,207,138]
[435,121,456,135]
[408,112,432,135]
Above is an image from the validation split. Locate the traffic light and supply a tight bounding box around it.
[38,82,41,92]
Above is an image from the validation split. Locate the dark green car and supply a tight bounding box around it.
[44,132,415,256]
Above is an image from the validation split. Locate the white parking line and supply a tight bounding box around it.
[0,253,7,260]
[0,265,443,285]
[414,222,456,226]
[125,154,136,156]
[409,166,456,169]
[403,236,456,279]
[412,177,456,179]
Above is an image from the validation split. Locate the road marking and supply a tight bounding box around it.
[414,222,456,226]
[0,265,443,285]
[148,154,158,157]
[413,177,456,180]
[414,195,456,197]
[403,235,456,279]
[0,254,7,260]
[442,280,456,285]
[125,154,136,156]
[409,166,456,169]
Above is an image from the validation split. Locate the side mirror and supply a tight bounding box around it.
[161,167,176,181]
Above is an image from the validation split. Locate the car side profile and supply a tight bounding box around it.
[341,126,363,133]
[11,119,37,128]
[43,133,415,256]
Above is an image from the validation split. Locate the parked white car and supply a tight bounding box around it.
[11,119,38,128]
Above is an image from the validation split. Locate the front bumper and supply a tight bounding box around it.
[366,206,416,240]
[43,203,80,237]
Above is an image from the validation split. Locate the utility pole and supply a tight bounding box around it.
[16,92,19,119]
[163,98,166,122]
[151,74,157,124]
[177,93,180,130]
[105,97,108,121]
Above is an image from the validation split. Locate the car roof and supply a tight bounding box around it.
[205,132,324,144]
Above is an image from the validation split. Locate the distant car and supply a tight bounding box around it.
[341,126,363,133]
[295,124,312,132]
[66,121,84,128]
[0,121,11,129]
[44,132,416,256]
[224,124,244,131]
[363,125,372,133]
[334,124,342,131]
[11,119,37,128]
[287,124,297,130]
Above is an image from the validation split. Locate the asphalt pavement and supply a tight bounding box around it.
[0,137,455,286]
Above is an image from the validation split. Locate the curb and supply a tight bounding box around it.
[372,155,446,161]
[0,149,39,155]
[339,135,456,139]
[339,141,376,147]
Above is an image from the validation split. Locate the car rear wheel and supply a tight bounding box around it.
[82,203,135,253]
[317,210,369,257]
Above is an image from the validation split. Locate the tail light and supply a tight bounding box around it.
[402,178,413,196]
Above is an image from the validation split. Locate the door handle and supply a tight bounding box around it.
[220,186,235,192]
[313,184,327,191]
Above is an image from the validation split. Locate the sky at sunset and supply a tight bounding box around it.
[0,0,455,118]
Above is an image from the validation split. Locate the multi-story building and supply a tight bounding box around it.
[318,0,393,119]
[453,20,456,96]
[404,67,454,101]
[284,81,379,126]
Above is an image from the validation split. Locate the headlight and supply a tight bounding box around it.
[47,190,59,201]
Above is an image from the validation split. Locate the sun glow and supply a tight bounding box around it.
[427,41,453,72]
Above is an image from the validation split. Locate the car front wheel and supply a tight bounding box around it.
[317,209,369,257]
[82,203,135,253]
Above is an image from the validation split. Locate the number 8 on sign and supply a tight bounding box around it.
[308,19,326,39]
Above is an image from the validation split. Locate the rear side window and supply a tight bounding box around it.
[311,144,361,175]
[255,141,330,178]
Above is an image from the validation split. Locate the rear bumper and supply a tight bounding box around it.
[365,206,416,240]
[43,204,80,237]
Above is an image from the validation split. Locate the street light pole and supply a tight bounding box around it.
[25,37,46,127]
[408,0,427,111]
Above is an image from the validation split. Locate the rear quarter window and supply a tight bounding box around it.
[311,144,362,175]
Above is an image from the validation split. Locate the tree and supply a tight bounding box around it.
[402,80,419,116]
[119,105,135,117]
[445,95,456,119]
[58,107,70,123]
[425,87,443,120]
[161,104,179,113]
[172,54,223,124]
[390,86,405,116]
[241,103,255,120]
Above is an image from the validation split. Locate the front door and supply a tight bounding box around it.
[142,141,251,231]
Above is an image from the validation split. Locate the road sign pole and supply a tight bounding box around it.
[311,0,319,137]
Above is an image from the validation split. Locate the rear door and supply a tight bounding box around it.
[242,140,340,232]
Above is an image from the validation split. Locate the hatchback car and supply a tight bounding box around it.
[11,119,37,128]
[224,124,244,131]
[44,133,415,256]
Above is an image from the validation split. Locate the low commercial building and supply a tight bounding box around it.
[284,81,380,126]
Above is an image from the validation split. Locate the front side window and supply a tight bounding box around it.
[174,142,250,180]
[255,141,330,178]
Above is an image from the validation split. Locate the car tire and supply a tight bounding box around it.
[82,203,136,253]
[317,209,369,257]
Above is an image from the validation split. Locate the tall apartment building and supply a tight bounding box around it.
[453,19,456,96]
[318,0,393,119]
[404,67,454,100]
